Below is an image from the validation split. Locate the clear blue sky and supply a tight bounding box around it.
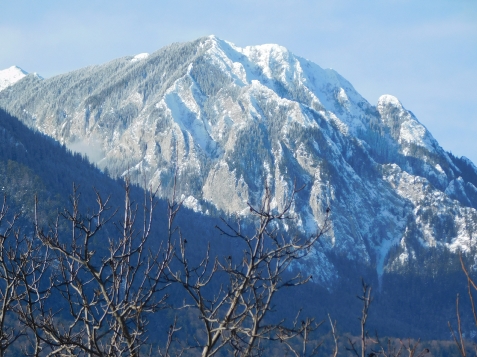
[1,0,476,162]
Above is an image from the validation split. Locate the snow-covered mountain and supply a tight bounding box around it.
[0,66,28,91]
[1,36,476,285]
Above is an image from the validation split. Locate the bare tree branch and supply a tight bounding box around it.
[29,179,172,356]
[170,182,330,357]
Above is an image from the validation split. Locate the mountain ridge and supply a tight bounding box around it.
[0,65,29,91]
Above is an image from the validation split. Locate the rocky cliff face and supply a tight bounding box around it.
[1,36,476,284]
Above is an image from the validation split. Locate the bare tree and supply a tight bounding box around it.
[281,314,323,357]
[328,314,339,357]
[169,183,330,357]
[449,293,467,357]
[398,339,429,357]
[448,253,477,357]
[348,281,429,357]
[348,279,372,357]
[372,335,429,357]
[12,228,54,357]
[27,179,173,356]
[0,194,54,357]
[0,196,30,357]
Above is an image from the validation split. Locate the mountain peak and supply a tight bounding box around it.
[0,66,28,91]
[204,35,289,58]
[7,65,27,73]
[377,94,402,108]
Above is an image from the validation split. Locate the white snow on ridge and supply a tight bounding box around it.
[0,66,28,91]
[131,53,149,63]
[204,36,371,139]
[378,94,437,151]
[378,94,401,107]
[383,163,477,253]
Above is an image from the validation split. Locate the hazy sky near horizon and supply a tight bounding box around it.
[1,0,476,162]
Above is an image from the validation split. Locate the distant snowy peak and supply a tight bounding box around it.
[378,94,402,108]
[0,66,28,91]
[207,35,289,59]
[377,93,438,153]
